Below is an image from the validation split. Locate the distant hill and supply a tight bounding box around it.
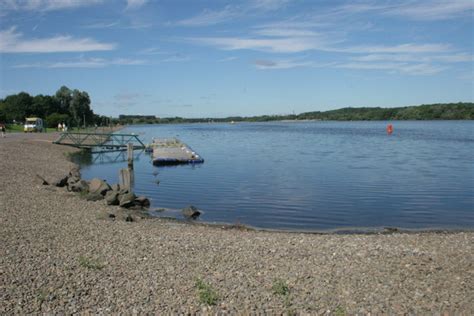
[117,102,473,124]
[297,102,474,121]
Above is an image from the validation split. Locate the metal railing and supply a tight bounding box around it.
[53,132,146,149]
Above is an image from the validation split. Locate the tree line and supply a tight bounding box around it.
[1,90,472,127]
[114,102,474,125]
[0,86,109,128]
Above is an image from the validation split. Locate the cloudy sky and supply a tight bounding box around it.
[0,0,473,117]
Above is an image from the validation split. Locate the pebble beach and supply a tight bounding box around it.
[1,133,473,314]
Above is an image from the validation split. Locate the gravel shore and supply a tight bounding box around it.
[1,133,473,314]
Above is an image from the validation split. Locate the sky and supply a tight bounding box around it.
[0,0,473,118]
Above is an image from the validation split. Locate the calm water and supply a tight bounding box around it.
[76,121,474,231]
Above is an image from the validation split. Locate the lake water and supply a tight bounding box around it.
[76,121,474,231]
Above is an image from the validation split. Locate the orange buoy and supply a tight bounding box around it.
[386,124,393,135]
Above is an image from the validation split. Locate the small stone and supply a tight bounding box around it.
[182,205,201,219]
[69,180,89,193]
[125,215,134,222]
[86,193,103,201]
[105,190,119,205]
[35,174,49,185]
[118,188,129,195]
[88,178,111,196]
[135,196,150,208]
[119,192,136,208]
[53,175,69,187]
[67,176,80,186]
[69,167,81,179]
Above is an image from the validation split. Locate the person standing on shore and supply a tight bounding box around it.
[0,124,6,138]
[57,123,62,131]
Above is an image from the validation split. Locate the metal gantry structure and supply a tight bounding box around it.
[90,149,145,165]
[53,132,146,150]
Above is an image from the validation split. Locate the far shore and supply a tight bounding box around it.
[1,132,473,314]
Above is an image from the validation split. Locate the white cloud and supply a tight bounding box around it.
[188,35,452,55]
[138,47,163,55]
[251,0,291,11]
[353,53,473,63]
[82,21,120,29]
[342,43,452,54]
[175,5,240,26]
[188,36,330,53]
[336,62,445,75]
[175,1,291,27]
[386,0,474,20]
[0,27,116,53]
[218,56,238,62]
[338,0,474,21]
[0,0,103,11]
[254,28,321,37]
[13,57,145,68]
[254,58,314,69]
[161,53,191,63]
[125,0,148,10]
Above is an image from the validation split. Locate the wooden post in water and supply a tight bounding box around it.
[127,143,134,168]
[119,168,134,191]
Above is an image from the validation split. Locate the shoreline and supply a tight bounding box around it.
[1,133,473,314]
[152,214,474,235]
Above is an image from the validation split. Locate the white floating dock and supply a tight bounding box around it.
[148,138,204,166]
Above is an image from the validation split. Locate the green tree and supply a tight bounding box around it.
[55,86,72,114]
[46,113,70,128]
[69,89,92,127]
[31,94,61,118]
[2,92,33,122]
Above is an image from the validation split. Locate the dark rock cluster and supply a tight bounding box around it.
[44,168,150,211]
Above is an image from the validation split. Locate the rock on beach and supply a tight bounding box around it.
[182,205,201,219]
[88,178,111,196]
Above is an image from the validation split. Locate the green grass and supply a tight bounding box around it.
[78,256,105,270]
[195,278,219,306]
[6,124,57,133]
[272,278,293,308]
[272,279,290,296]
[78,190,89,198]
[37,289,48,304]
[5,124,24,132]
[334,306,346,316]
[5,124,110,133]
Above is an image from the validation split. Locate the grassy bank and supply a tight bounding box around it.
[5,124,118,134]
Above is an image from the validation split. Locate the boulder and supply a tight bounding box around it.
[67,176,80,186]
[105,190,119,205]
[182,205,201,219]
[111,183,120,192]
[53,175,69,187]
[69,180,89,193]
[118,188,129,195]
[88,178,111,196]
[35,174,49,185]
[135,196,150,208]
[86,193,103,201]
[119,192,136,208]
[69,167,81,179]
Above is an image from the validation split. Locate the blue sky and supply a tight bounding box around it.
[0,0,473,117]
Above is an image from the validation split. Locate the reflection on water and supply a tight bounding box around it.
[76,121,474,231]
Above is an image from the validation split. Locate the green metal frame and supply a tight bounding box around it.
[53,132,146,149]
